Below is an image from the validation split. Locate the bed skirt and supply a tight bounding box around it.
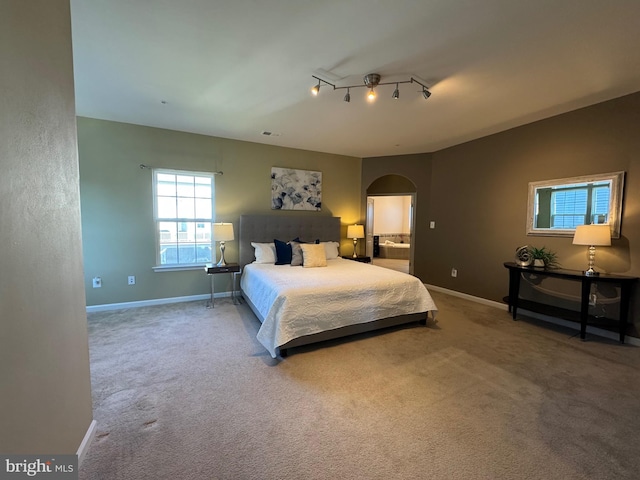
[241,289,428,357]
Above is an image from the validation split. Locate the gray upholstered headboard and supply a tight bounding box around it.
[239,215,341,269]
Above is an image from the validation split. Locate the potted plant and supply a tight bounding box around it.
[529,246,559,269]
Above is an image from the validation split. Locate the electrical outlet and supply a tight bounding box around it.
[128,275,136,285]
[429,221,436,229]
[92,277,102,288]
[451,268,458,278]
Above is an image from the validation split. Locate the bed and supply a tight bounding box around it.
[238,215,438,357]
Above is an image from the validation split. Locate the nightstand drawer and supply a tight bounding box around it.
[204,263,240,274]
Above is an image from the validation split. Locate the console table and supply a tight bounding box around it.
[504,262,637,343]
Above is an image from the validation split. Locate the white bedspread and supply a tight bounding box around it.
[240,258,437,357]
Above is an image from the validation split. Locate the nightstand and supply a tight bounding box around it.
[341,256,371,263]
[204,263,240,308]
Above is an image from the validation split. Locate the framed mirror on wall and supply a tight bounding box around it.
[526,171,625,238]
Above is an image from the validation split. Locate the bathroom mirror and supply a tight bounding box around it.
[526,171,624,238]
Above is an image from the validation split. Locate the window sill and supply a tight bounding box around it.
[153,264,207,272]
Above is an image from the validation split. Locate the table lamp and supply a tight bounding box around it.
[572,224,611,276]
[347,224,365,258]
[213,223,234,266]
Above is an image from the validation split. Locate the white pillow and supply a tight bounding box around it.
[300,243,327,268]
[320,241,340,260]
[251,242,276,264]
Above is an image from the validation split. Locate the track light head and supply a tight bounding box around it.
[367,87,376,101]
[422,88,431,100]
[343,88,350,103]
[311,80,320,96]
[392,83,399,99]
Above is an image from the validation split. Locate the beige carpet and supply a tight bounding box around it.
[79,291,640,480]
[372,257,410,273]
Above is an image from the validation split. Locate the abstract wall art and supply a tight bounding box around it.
[271,167,322,211]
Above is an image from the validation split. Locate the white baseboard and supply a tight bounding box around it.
[77,419,97,466]
[426,284,506,310]
[425,284,640,347]
[86,293,231,313]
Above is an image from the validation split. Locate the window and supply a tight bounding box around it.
[153,169,214,268]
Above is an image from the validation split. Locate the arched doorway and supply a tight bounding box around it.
[366,175,417,275]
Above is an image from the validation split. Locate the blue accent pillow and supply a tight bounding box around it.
[274,239,292,265]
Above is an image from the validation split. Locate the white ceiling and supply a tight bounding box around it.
[70,0,640,158]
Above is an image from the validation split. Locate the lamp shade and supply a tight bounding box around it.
[213,223,234,242]
[572,224,611,246]
[347,225,365,239]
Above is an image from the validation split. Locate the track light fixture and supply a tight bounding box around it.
[311,73,431,103]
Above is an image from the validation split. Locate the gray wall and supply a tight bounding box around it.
[0,0,93,453]
[78,118,362,306]
[364,92,640,333]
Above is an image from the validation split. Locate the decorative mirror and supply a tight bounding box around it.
[526,171,625,238]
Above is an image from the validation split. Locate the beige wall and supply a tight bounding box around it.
[372,196,412,235]
[0,0,93,453]
[78,118,362,306]
[363,92,640,334]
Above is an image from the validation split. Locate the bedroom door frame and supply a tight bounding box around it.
[365,193,416,275]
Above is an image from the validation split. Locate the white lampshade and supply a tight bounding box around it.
[347,224,365,239]
[572,224,611,246]
[213,223,235,242]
